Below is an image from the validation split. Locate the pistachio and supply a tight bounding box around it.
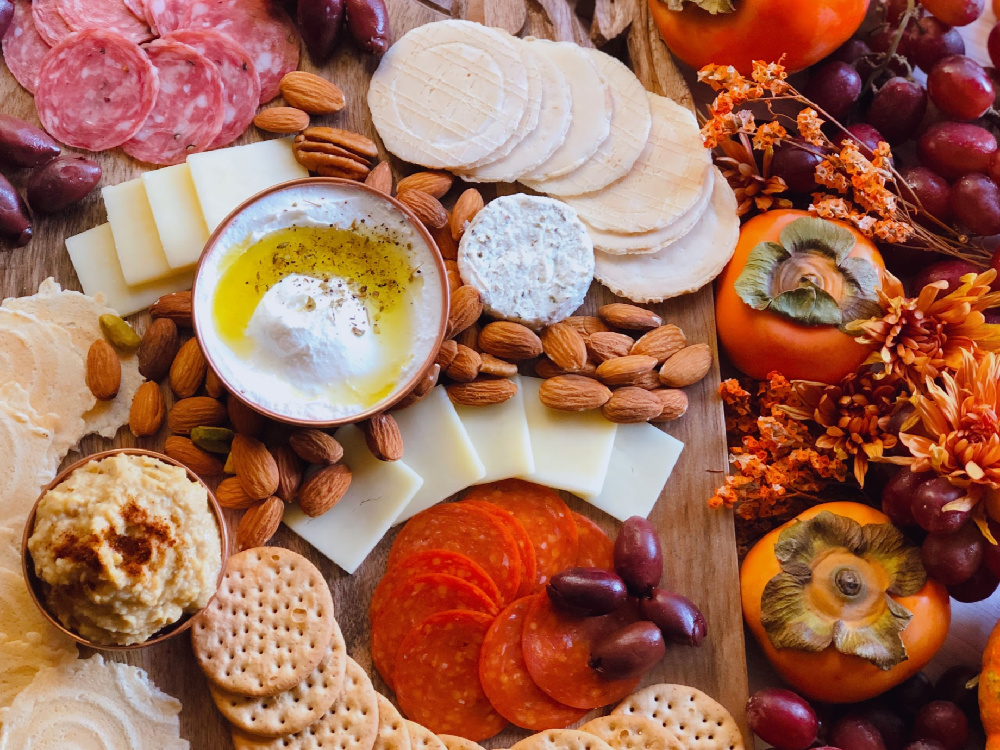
[190,426,236,454]
[99,313,141,352]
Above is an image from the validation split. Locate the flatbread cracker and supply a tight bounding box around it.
[511,729,615,750]
[581,714,685,750]
[406,721,447,750]
[374,694,411,750]
[612,684,744,750]
[0,382,60,526]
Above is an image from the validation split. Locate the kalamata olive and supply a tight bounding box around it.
[0,173,31,247]
[344,0,390,56]
[0,114,60,168]
[0,0,13,39]
[589,621,665,680]
[297,0,344,63]
[614,516,663,597]
[745,688,818,750]
[25,156,101,215]
[638,588,706,647]
[547,567,627,616]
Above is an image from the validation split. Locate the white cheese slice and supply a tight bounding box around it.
[518,376,617,498]
[65,224,194,317]
[141,163,210,271]
[187,137,308,230]
[391,386,486,523]
[101,179,173,286]
[454,375,533,483]
[580,422,684,521]
[283,424,423,574]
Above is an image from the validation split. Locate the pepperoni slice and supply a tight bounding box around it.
[387,504,522,605]
[370,549,502,622]
[522,592,640,710]
[463,480,578,588]
[32,0,72,47]
[35,30,158,150]
[2,0,51,93]
[371,573,498,692]
[143,0,189,35]
[122,39,226,165]
[164,29,261,149]
[463,499,538,599]
[572,513,615,571]
[56,0,152,43]
[479,597,587,730]
[396,610,508,741]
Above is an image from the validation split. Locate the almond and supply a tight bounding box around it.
[138,317,180,381]
[129,381,165,437]
[650,389,689,422]
[167,396,228,435]
[431,216,458,261]
[587,331,635,363]
[169,338,207,398]
[397,171,454,199]
[228,396,267,437]
[164,436,224,477]
[297,464,352,517]
[397,189,448,229]
[535,357,598,379]
[479,321,543,361]
[215,476,258,510]
[289,428,344,465]
[254,106,310,134]
[271,444,303,502]
[455,322,480,352]
[446,345,482,382]
[598,303,662,331]
[539,375,612,411]
[446,377,518,407]
[541,322,587,372]
[631,370,664,390]
[363,413,404,461]
[231,434,280,500]
[596,354,659,387]
[659,344,713,387]
[446,285,483,339]
[365,161,393,195]
[86,339,121,401]
[479,352,518,377]
[279,71,345,114]
[435,339,460,370]
[395,364,440,410]
[301,127,378,159]
[236,496,284,551]
[563,315,610,336]
[151,291,192,327]
[204,367,226,398]
[444,259,462,295]
[601,387,663,423]
[631,325,687,363]
[450,188,484,241]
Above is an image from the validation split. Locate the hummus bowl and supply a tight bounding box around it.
[22,448,229,650]
[192,178,449,426]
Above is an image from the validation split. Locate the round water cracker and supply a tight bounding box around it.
[0,382,61,525]
[192,547,336,697]
[612,684,744,750]
[210,619,348,738]
[374,695,411,750]
[580,714,685,750]
[405,721,447,750]
[511,729,615,750]
[439,735,486,750]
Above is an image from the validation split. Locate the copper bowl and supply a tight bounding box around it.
[21,448,230,651]
[191,177,450,428]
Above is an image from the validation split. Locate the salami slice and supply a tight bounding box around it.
[479,597,587,730]
[387,504,522,605]
[396,610,508,741]
[464,499,538,599]
[2,0,51,93]
[56,0,152,43]
[183,0,299,104]
[31,0,72,47]
[122,39,225,165]
[163,29,260,149]
[572,513,615,571]
[143,0,189,35]
[464,480,578,588]
[371,573,498,691]
[35,30,158,150]
[123,0,146,21]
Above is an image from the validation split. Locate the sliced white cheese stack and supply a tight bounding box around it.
[453,375,534,483]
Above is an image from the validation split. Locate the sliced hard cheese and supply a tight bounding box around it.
[580,422,683,521]
[453,375,534,483]
[187,137,308,230]
[518,376,617,498]
[102,179,173,286]
[283,424,423,574]
[391,386,486,523]
[141,163,210,270]
[65,224,194,317]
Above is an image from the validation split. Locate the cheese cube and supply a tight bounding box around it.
[283,424,423,574]
[454,376,534,483]
[518,376,617,498]
[391,387,486,523]
[580,422,684,521]
[187,137,309,230]
[141,164,210,271]
[102,179,173,286]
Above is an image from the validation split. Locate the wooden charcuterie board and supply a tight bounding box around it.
[0,0,750,745]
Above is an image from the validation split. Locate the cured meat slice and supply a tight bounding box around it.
[2,0,51,93]
[371,550,502,622]
[464,499,538,598]
[122,39,225,165]
[463,480,578,588]
[35,30,158,150]
[479,597,587,730]
[123,0,146,21]
[395,610,508,741]
[387,504,522,605]
[31,0,73,47]
[370,573,498,691]
[143,0,189,35]
[522,593,640,710]
[183,0,299,104]
[55,0,152,43]
[572,512,615,571]
[163,29,260,149]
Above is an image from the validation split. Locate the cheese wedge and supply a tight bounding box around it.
[454,376,534,483]
[102,179,173,286]
[141,164,210,271]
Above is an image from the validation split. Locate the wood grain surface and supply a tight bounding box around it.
[0,0,750,746]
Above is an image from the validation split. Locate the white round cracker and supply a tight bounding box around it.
[438,736,485,750]
[458,194,594,328]
[594,169,739,303]
[374,695,411,750]
[368,20,529,170]
[405,721,447,750]
[562,94,711,234]
[524,49,651,197]
[580,714,685,750]
[511,729,614,750]
[613,684,744,750]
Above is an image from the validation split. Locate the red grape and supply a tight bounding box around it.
[832,38,873,64]
[904,17,966,72]
[983,519,1000,577]
[867,24,900,55]
[745,688,818,750]
[771,139,825,194]
[829,716,886,750]
[918,122,997,179]
[951,174,1000,236]
[835,123,886,159]
[923,0,984,26]
[990,22,1000,69]
[886,671,934,716]
[866,78,927,144]
[856,705,906,750]
[921,524,984,585]
[912,701,969,750]
[911,477,970,533]
[898,167,952,222]
[912,259,982,294]
[806,62,863,119]
[903,743,946,750]
[885,0,914,24]
[948,564,1000,601]
[881,468,929,527]
[933,664,981,719]
[928,55,995,120]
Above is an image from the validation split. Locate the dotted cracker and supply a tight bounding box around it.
[438,735,485,750]
[511,729,614,750]
[405,721,446,750]
[612,684,743,750]
[581,714,685,750]
[373,695,411,750]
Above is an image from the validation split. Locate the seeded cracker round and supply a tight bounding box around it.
[511,729,615,750]
[405,721,447,750]
[612,684,744,750]
[458,195,594,329]
[374,695,411,750]
[191,547,335,697]
[580,715,686,750]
